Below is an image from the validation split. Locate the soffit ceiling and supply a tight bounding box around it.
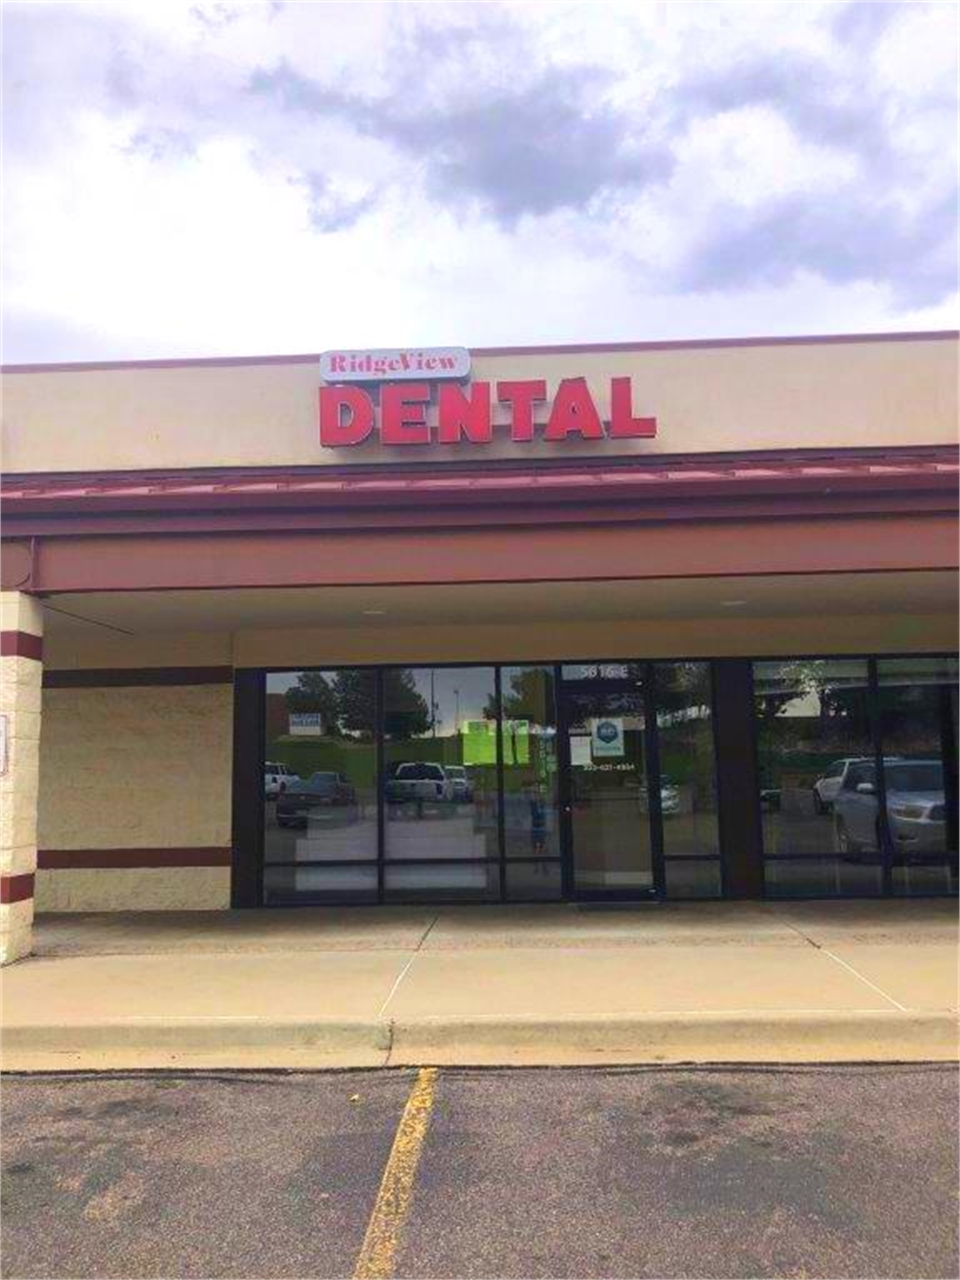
[39,570,958,636]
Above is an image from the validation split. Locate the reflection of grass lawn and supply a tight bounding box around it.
[267,739,378,788]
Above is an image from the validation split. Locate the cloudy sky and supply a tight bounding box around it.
[2,0,958,363]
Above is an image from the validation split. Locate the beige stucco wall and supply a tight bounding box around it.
[4,335,957,474]
[35,867,230,912]
[36,684,232,911]
[1,900,33,964]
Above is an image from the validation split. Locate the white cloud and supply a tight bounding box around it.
[1,0,957,362]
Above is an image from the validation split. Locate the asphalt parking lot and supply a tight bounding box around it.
[2,1064,957,1279]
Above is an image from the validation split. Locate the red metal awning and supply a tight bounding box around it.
[3,446,957,521]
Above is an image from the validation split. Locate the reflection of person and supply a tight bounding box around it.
[529,786,547,855]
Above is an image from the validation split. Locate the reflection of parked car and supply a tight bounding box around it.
[833,759,945,859]
[265,761,300,798]
[760,788,781,812]
[385,762,454,804]
[444,765,473,803]
[276,772,358,827]
[813,756,902,814]
[659,778,681,816]
[638,777,681,815]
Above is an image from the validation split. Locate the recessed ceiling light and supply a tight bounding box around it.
[362,609,387,616]
[720,600,748,608]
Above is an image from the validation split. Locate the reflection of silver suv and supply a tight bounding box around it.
[813,758,872,814]
[814,756,904,814]
[833,759,946,858]
[444,766,473,803]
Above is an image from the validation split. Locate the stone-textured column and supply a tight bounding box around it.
[0,591,44,964]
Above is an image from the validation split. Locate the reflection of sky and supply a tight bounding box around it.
[266,667,496,735]
[407,668,494,736]
[268,673,302,695]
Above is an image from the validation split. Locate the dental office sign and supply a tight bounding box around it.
[318,346,657,448]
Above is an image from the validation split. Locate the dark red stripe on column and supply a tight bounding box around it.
[0,873,35,904]
[0,631,43,661]
[38,848,232,868]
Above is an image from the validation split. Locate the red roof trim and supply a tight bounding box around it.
[1,329,956,374]
[2,448,955,541]
[4,445,956,490]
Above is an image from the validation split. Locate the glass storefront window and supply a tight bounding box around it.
[563,686,654,893]
[654,662,720,861]
[263,864,379,901]
[505,861,563,900]
[263,669,378,904]
[754,659,874,895]
[664,859,723,899]
[878,657,958,896]
[258,654,957,905]
[499,667,561,865]
[764,858,883,898]
[384,863,500,901]
[383,668,499,884]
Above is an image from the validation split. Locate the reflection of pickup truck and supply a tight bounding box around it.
[385,762,454,804]
[265,761,300,798]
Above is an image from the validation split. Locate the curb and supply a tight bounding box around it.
[0,1018,390,1071]
[2,1010,957,1071]
[389,1011,960,1065]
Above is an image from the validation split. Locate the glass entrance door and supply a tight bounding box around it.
[561,684,656,897]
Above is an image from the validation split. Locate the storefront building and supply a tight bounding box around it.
[1,331,957,960]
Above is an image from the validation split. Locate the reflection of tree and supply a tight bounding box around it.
[755,662,873,789]
[382,670,431,739]
[655,662,710,725]
[755,661,868,731]
[285,672,338,726]
[283,669,430,739]
[656,664,712,801]
[487,669,549,721]
[331,670,377,737]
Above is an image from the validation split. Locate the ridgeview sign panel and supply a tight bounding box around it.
[319,347,471,383]
[318,367,657,450]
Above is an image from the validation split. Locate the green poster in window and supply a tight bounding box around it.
[502,719,530,765]
[461,719,530,765]
[463,719,497,765]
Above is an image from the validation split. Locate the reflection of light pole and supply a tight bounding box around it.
[430,670,436,738]
[454,688,460,734]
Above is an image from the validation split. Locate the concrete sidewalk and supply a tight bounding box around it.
[1,901,957,1070]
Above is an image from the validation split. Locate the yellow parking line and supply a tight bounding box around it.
[354,1067,439,1280]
